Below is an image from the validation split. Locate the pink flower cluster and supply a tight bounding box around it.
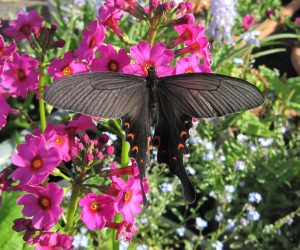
[79,159,149,241]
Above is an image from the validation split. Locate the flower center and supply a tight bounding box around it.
[31,157,43,170]
[55,136,65,147]
[90,202,100,211]
[62,66,72,76]
[143,61,154,76]
[20,24,32,37]
[17,68,27,80]
[39,197,51,209]
[182,30,193,40]
[185,68,194,73]
[89,36,97,48]
[108,60,119,72]
[124,191,132,203]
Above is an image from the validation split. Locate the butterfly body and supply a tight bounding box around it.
[44,69,264,204]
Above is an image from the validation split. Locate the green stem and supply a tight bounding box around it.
[121,138,130,167]
[65,184,81,231]
[149,27,157,47]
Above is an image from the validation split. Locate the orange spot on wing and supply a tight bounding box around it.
[172,156,177,160]
[123,122,130,129]
[127,133,134,140]
[178,143,185,151]
[132,146,139,152]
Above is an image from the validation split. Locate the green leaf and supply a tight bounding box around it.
[0,192,33,250]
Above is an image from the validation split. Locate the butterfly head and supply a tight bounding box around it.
[146,66,157,80]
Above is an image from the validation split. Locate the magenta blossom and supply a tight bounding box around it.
[48,51,88,80]
[106,220,138,241]
[12,135,61,187]
[296,17,300,26]
[173,23,205,47]
[175,54,212,74]
[79,193,116,230]
[123,41,174,77]
[28,232,74,250]
[0,168,14,206]
[1,52,39,98]
[13,218,37,241]
[0,35,16,74]
[4,10,44,41]
[75,20,105,60]
[98,5,124,37]
[0,94,10,130]
[113,176,149,223]
[242,14,259,30]
[108,159,139,178]
[67,115,96,134]
[17,183,64,230]
[91,45,130,72]
[34,123,71,162]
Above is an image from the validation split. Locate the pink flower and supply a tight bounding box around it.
[242,14,259,30]
[75,20,105,60]
[17,183,64,230]
[178,30,212,67]
[1,52,39,98]
[91,45,130,72]
[0,94,11,130]
[0,35,16,74]
[12,218,37,241]
[4,10,44,41]
[79,193,116,230]
[113,176,149,223]
[12,135,61,187]
[106,220,138,241]
[34,124,71,162]
[123,41,174,77]
[108,159,139,178]
[98,5,124,37]
[67,115,96,134]
[296,17,300,26]
[48,51,88,80]
[173,23,205,47]
[175,54,212,74]
[28,232,74,250]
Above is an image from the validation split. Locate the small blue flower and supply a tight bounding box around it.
[195,217,208,230]
[203,151,214,161]
[225,185,235,193]
[186,166,196,175]
[258,137,274,147]
[119,241,129,250]
[160,183,173,193]
[176,226,186,237]
[248,192,262,204]
[212,240,224,250]
[247,210,260,221]
[137,244,148,250]
[233,58,244,65]
[226,219,235,231]
[234,160,246,171]
[139,217,149,225]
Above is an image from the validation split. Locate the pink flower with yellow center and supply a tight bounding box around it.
[33,123,71,162]
[17,183,64,230]
[48,51,88,80]
[79,193,116,230]
[4,10,44,41]
[1,52,39,98]
[75,20,105,60]
[123,41,174,77]
[28,232,73,250]
[175,54,212,74]
[12,135,61,187]
[113,176,149,223]
[91,44,130,72]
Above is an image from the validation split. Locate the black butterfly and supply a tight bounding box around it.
[44,68,264,204]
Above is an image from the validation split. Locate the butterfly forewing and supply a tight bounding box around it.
[158,73,264,118]
[44,72,147,119]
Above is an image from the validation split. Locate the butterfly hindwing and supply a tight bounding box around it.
[155,92,196,204]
